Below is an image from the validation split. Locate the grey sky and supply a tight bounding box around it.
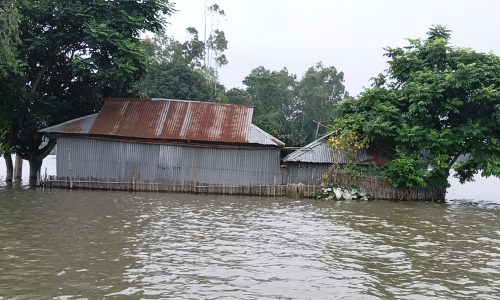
[167,0,500,96]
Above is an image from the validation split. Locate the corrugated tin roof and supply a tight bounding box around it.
[39,99,284,147]
[283,134,367,163]
[248,124,285,147]
[40,114,98,134]
[89,99,254,144]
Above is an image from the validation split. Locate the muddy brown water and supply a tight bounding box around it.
[0,188,499,299]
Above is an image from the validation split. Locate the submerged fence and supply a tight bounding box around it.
[43,172,445,201]
[328,171,446,201]
[42,176,320,198]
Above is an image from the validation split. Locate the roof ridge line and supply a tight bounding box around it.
[106,98,255,109]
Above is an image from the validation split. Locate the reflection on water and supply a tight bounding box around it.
[0,189,499,299]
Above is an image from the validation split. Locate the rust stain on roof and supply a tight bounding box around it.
[89,99,254,144]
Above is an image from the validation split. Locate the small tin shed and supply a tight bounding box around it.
[282,135,368,184]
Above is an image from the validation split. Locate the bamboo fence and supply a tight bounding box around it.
[327,171,446,201]
[42,176,320,198]
[42,173,444,201]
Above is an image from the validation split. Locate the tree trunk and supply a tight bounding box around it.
[17,137,56,187]
[14,155,23,182]
[28,158,43,187]
[4,153,13,182]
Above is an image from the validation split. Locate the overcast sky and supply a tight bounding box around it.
[166,0,500,96]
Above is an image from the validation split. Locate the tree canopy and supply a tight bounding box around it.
[0,0,22,156]
[240,66,298,144]
[227,63,348,146]
[135,32,211,100]
[0,0,173,183]
[296,63,348,142]
[331,26,500,189]
[135,3,228,102]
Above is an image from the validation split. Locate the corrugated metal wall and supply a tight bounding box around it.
[57,137,281,185]
[284,162,332,184]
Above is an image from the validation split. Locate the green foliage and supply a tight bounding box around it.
[0,0,21,77]
[0,0,22,155]
[0,0,173,179]
[332,25,500,188]
[386,156,427,188]
[343,163,386,178]
[296,62,348,142]
[205,4,227,69]
[226,66,300,145]
[226,63,348,146]
[136,56,211,100]
[136,3,228,102]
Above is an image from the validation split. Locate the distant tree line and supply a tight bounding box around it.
[134,5,349,147]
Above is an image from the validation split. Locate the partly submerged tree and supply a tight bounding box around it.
[2,0,173,185]
[331,25,500,189]
[0,0,23,182]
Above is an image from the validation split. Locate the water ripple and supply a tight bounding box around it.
[0,190,499,299]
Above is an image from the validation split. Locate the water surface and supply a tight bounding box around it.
[0,189,499,299]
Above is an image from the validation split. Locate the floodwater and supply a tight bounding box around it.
[0,190,498,299]
[0,156,499,299]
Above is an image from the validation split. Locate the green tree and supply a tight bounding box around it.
[0,0,22,182]
[3,0,173,185]
[227,63,348,146]
[136,31,210,100]
[296,62,348,142]
[204,4,228,70]
[136,3,228,102]
[227,66,300,145]
[137,61,210,100]
[226,88,249,105]
[331,26,500,189]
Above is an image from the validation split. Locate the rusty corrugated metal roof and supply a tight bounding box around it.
[88,99,254,144]
[40,99,284,147]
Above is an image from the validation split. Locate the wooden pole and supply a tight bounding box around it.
[68,148,73,189]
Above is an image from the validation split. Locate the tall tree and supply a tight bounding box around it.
[137,3,228,102]
[331,26,500,189]
[227,63,349,146]
[296,62,348,142]
[136,31,210,100]
[3,0,173,185]
[0,0,22,182]
[228,66,300,145]
[204,4,227,70]
[137,62,211,100]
